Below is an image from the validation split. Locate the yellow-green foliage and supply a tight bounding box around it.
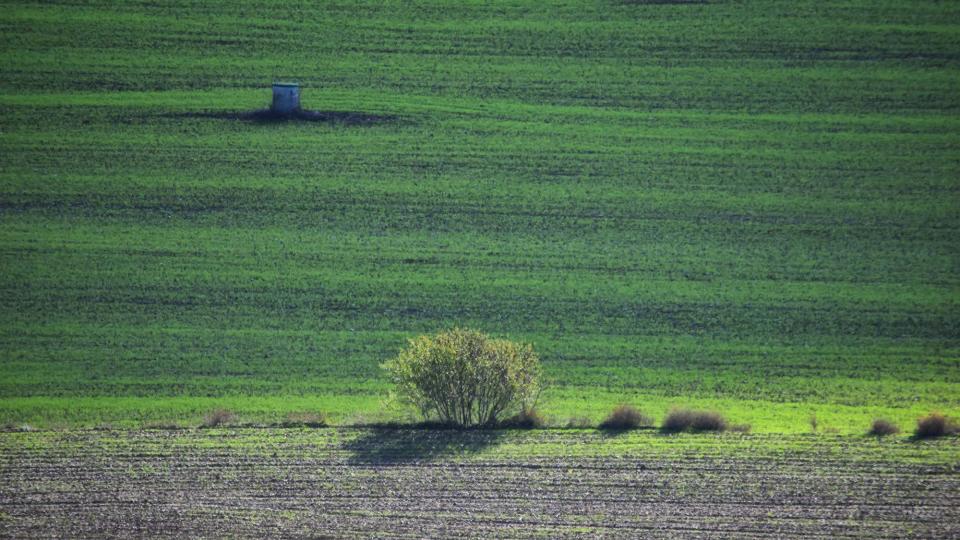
[382,328,542,427]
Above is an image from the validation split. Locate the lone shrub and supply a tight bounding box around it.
[598,404,652,430]
[662,408,727,432]
[382,328,542,428]
[868,418,900,437]
[914,412,958,439]
[202,409,234,428]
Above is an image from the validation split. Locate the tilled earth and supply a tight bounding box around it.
[1,429,958,538]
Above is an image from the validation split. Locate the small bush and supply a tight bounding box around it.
[499,408,546,429]
[202,409,235,428]
[914,412,958,439]
[661,408,694,432]
[382,328,543,428]
[598,404,652,430]
[690,410,727,431]
[868,419,900,437]
[281,412,328,428]
[662,408,727,432]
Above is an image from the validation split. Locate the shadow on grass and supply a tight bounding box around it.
[622,0,709,5]
[170,109,403,126]
[597,426,658,439]
[344,426,505,465]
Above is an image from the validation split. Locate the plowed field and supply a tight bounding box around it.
[2,429,958,538]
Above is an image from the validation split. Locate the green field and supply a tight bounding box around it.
[1,0,959,433]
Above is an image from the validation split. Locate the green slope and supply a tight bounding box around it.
[1,0,958,431]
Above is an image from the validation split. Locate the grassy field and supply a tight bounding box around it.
[1,0,959,432]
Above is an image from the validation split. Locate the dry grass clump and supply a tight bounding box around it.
[662,408,727,432]
[598,404,653,430]
[914,412,958,439]
[201,409,235,428]
[281,412,328,428]
[499,408,547,429]
[868,418,900,437]
[690,410,727,431]
[661,408,695,432]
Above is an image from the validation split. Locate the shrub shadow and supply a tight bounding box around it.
[598,425,657,438]
[344,427,505,465]
[622,0,709,4]
[171,109,403,126]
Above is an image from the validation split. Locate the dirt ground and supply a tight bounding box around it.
[1,429,958,538]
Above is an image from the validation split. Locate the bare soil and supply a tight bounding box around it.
[1,429,958,538]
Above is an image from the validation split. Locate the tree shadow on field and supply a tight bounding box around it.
[169,109,403,126]
[621,0,709,5]
[344,427,505,465]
